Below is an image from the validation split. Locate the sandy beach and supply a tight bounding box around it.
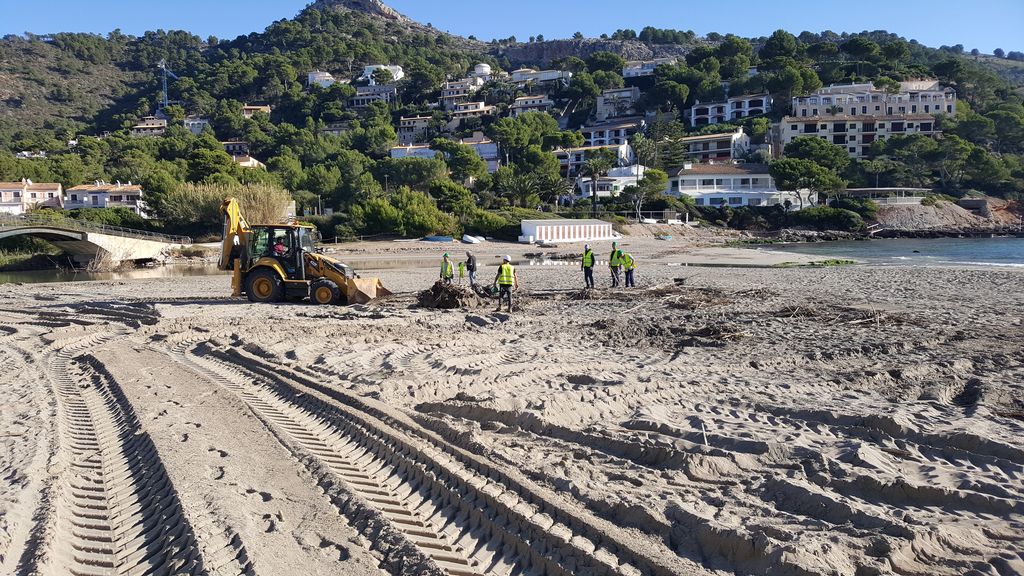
[1,237,1022,576]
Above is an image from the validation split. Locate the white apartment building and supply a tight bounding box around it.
[359,64,405,85]
[687,93,771,127]
[595,87,640,121]
[622,58,677,78]
[779,113,940,158]
[398,115,432,145]
[0,180,63,215]
[183,117,210,135]
[130,116,167,137]
[576,165,646,199]
[439,77,484,110]
[671,128,750,163]
[510,95,554,117]
[308,70,338,88]
[510,68,572,87]
[580,117,644,147]
[65,181,149,218]
[791,80,956,118]
[554,144,633,178]
[668,163,813,208]
[349,85,397,108]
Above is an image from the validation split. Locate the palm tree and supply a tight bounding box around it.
[581,154,610,215]
[505,172,539,208]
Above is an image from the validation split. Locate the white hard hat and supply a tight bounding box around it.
[503,255,511,262]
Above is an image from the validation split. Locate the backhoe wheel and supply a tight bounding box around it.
[246,269,284,303]
[310,279,342,305]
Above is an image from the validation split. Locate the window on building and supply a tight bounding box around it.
[671,180,679,191]
[91,196,99,206]
[862,106,867,114]
[13,191,21,198]
[740,178,750,185]
[878,123,886,129]
[812,108,818,115]
[715,179,724,186]
[110,195,122,202]
[875,105,880,111]
[30,193,37,199]
[70,194,77,201]
[891,122,905,132]
[47,192,54,198]
[920,122,932,131]
[801,109,807,117]
[792,124,799,130]
[729,197,742,205]
[695,198,705,206]
[700,179,715,186]
[911,105,917,113]
[947,105,953,113]
[709,197,725,205]
[849,147,856,153]
[749,198,762,206]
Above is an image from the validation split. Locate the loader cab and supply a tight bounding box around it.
[247,225,316,280]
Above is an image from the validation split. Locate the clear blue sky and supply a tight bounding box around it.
[2,0,1020,54]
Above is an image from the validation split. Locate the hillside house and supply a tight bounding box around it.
[183,117,210,135]
[575,165,646,199]
[308,70,338,88]
[672,128,750,163]
[554,144,633,178]
[580,117,644,147]
[241,104,272,119]
[510,68,572,87]
[398,115,433,145]
[349,85,397,108]
[510,95,554,117]
[686,93,771,127]
[130,116,167,137]
[622,58,677,78]
[359,64,405,85]
[595,87,640,121]
[439,77,484,110]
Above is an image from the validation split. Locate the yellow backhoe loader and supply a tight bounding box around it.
[217,198,390,305]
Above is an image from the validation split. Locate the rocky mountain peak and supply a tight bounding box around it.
[307,0,409,22]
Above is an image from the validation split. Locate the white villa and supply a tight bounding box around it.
[686,93,771,127]
[359,64,405,85]
[668,163,814,208]
[65,181,149,218]
[575,165,646,199]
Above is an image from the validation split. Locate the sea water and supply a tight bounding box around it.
[767,237,1024,267]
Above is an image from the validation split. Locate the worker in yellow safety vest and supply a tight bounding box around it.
[440,253,454,285]
[581,244,595,289]
[621,251,636,287]
[493,255,519,312]
[609,241,622,287]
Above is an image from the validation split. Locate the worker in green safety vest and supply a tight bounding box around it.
[492,255,519,312]
[621,251,636,287]
[440,252,454,285]
[609,241,622,287]
[581,244,595,289]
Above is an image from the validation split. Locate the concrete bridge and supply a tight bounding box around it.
[0,214,192,265]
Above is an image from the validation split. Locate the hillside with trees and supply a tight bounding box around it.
[1,0,1022,239]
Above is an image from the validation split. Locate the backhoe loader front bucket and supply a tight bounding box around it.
[345,277,392,304]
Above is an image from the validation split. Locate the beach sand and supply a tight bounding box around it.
[1,238,1022,575]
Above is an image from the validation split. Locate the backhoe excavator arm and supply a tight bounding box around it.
[219,197,250,297]
[218,197,250,271]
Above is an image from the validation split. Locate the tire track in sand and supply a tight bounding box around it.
[168,339,689,576]
[31,332,251,576]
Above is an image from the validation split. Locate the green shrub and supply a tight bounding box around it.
[789,206,865,231]
[349,187,459,238]
[831,197,879,220]
[462,209,509,237]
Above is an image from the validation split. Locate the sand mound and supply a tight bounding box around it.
[417,281,483,309]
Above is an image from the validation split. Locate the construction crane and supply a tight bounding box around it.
[157,59,179,109]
